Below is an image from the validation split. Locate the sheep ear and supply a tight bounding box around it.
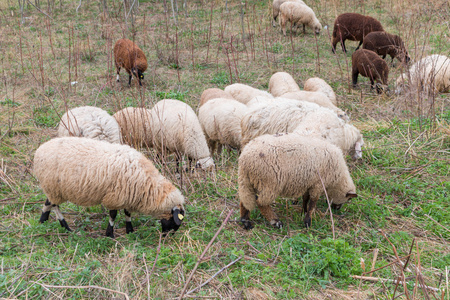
[346,192,358,199]
[173,208,183,225]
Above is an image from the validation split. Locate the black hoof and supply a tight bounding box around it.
[59,219,72,232]
[331,203,342,210]
[39,211,50,223]
[126,222,134,234]
[105,224,114,238]
[240,218,253,230]
[304,217,311,228]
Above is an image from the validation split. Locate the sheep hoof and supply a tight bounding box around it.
[331,203,342,210]
[126,222,134,234]
[59,219,72,232]
[105,225,114,238]
[271,220,283,229]
[304,217,312,228]
[240,218,253,230]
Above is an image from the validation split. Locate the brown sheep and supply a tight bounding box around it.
[352,49,389,94]
[362,31,410,64]
[332,13,384,53]
[114,38,148,86]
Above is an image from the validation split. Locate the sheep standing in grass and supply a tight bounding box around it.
[279,2,322,36]
[58,106,121,144]
[293,109,363,159]
[395,54,450,94]
[240,99,323,147]
[272,0,305,26]
[279,91,348,120]
[114,38,148,86]
[352,49,389,94]
[362,31,410,64]
[113,107,153,149]
[224,83,273,105]
[35,137,185,238]
[198,98,247,157]
[268,72,301,97]
[199,88,235,107]
[239,134,357,229]
[303,77,337,105]
[150,99,215,171]
[332,13,384,53]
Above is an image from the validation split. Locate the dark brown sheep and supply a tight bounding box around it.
[332,13,384,53]
[352,49,389,94]
[362,31,410,64]
[114,38,148,86]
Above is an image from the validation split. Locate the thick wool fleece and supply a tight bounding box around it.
[34,137,184,218]
[113,107,153,148]
[224,83,273,105]
[268,72,301,97]
[303,77,337,105]
[199,88,235,107]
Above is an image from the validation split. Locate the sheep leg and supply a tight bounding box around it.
[240,202,253,230]
[116,65,120,82]
[342,40,347,52]
[124,209,134,234]
[105,209,118,238]
[303,23,306,34]
[303,197,317,228]
[352,69,359,87]
[302,191,310,214]
[257,203,282,229]
[128,74,132,86]
[355,40,363,50]
[53,205,72,232]
[39,199,53,223]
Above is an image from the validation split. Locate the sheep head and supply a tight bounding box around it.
[161,205,185,235]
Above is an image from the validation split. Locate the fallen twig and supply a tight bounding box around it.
[30,282,130,300]
[351,275,442,293]
[185,256,242,296]
[178,209,234,299]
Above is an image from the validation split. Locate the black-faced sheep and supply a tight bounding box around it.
[199,88,235,107]
[238,134,357,229]
[114,38,148,86]
[395,54,450,95]
[352,49,389,94]
[35,137,185,238]
[58,106,121,144]
[272,0,305,26]
[279,2,322,36]
[362,31,410,64]
[331,13,384,53]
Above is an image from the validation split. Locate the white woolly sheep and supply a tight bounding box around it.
[279,91,348,120]
[240,98,323,147]
[268,72,301,97]
[293,109,364,159]
[58,106,121,144]
[224,83,273,105]
[303,77,337,105]
[113,107,153,149]
[395,54,450,95]
[279,2,322,36]
[198,98,248,157]
[239,134,357,229]
[272,0,306,26]
[150,99,215,171]
[114,38,148,86]
[199,88,235,107]
[35,137,185,238]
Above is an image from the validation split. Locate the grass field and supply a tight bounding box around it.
[0,0,449,298]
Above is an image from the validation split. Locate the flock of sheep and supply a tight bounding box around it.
[33,0,450,238]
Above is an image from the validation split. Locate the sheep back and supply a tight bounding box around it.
[113,107,153,148]
[199,88,234,107]
[362,31,410,63]
[303,77,337,105]
[114,38,148,76]
[268,72,301,97]
[279,2,322,36]
[224,83,273,104]
[150,99,214,169]
[34,137,185,218]
[57,106,121,144]
[272,0,305,24]
[332,13,384,52]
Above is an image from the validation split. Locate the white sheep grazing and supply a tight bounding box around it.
[272,0,306,26]
[35,137,185,238]
[279,91,349,121]
[279,2,322,36]
[113,107,153,149]
[240,98,328,147]
[224,83,274,105]
[239,134,357,229]
[57,106,121,144]
[150,99,215,170]
[268,72,301,97]
[293,109,364,159]
[303,77,337,105]
[198,98,248,157]
[199,88,235,107]
[395,54,450,95]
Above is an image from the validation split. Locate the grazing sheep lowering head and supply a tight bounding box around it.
[114,38,148,86]
[279,2,322,36]
[362,31,410,64]
[352,49,389,94]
